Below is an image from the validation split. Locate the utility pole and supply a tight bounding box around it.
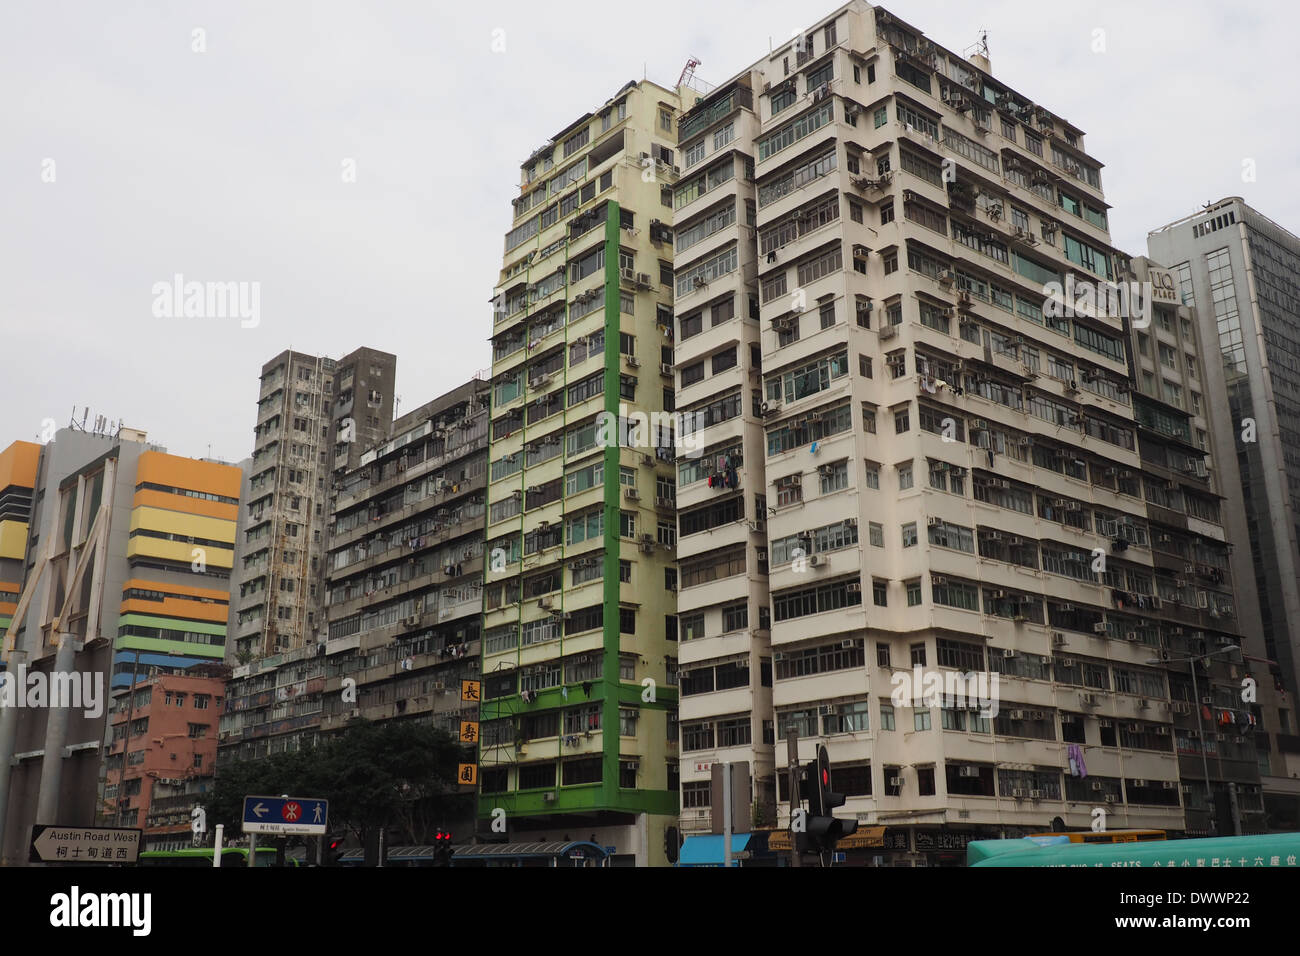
[785,727,800,868]
[722,761,732,868]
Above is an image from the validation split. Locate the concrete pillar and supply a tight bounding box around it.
[34,634,78,824]
[0,649,27,850]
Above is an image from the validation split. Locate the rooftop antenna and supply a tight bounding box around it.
[964,30,990,60]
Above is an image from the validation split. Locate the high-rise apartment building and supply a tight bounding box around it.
[219,347,396,763]
[665,1,1218,863]
[317,379,489,737]
[0,426,240,864]
[670,74,777,837]
[1149,198,1300,832]
[231,347,395,664]
[482,79,684,865]
[1118,255,1262,834]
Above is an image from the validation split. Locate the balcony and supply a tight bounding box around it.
[679,87,752,143]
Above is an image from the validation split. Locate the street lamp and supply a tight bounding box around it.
[1148,645,1241,836]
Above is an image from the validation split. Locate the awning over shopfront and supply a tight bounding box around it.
[678,833,752,866]
[766,825,886,852]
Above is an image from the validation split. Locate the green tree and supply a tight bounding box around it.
[208,720,471,846]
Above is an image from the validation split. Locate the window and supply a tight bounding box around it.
[898,462,913,491]
[872,579,888,606]
[819,300,835,329]
[861,403,876,434]
[775,473,802,507]
[771,579,864,622]
[868,522,884,547]
[894,406,910,433]
[914,708,932,731]
[819,459,848,494]
[879,702,896,733]
[901,522,917,548]
[864,462,879,489]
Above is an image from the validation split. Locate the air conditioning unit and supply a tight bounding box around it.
[1091,780,1104,792]
[1009,710,1025,720]
[845,582,861,595]
[620,267,636,282]
[1029,789,1043,799]
[625,355,640,368]
[636,272,653,288]
[660,362,673,377]
[1002,648,1016,658]
[542,792,557,803]
[1058,657,1075,667]
[938,270,957,287]
[1104,794,1118,803]
[1091,622,1108,635]
[624,488,640,500]
[1011,788,1025,799]
[538,597,553,610]
[887,776,902,788]
[878,324,898,340]
[958,766,980,778]
[807,555,825,567]
[1052,633,1067,647]
[1125,632,1139,642]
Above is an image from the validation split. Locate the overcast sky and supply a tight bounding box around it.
[3,0,1297,464]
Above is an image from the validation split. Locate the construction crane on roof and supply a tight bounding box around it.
[678,57,701,89]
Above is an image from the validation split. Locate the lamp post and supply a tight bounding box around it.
[1149,646,1241,836]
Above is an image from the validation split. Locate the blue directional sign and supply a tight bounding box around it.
[243,795,329,835]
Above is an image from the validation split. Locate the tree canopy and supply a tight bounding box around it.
[207,720,472,844]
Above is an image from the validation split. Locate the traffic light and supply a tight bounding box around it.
[807,745,857,858]
[664,826,682,865]
[433,829,453,867]
[323,833,346,866]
